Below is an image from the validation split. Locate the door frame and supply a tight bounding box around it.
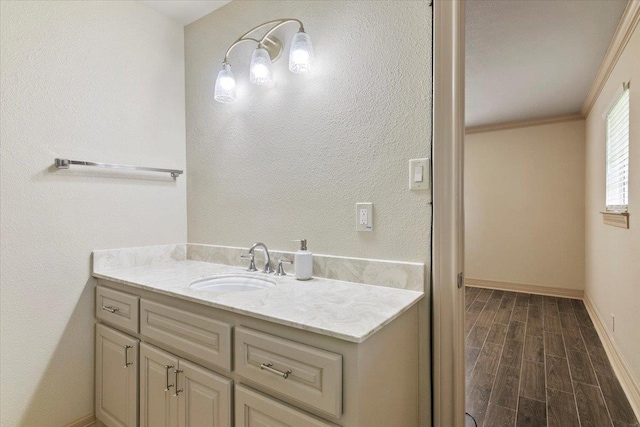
[432,1,466,426]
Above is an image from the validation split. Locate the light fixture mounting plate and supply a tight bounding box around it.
[262,36,283,62]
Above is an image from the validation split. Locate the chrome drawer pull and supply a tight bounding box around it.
[164,365,174,391]
[260,363,292,379]
[172,369,183,396]
[102,305,119,313]
[123,345,132,368]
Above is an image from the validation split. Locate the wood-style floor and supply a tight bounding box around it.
[465,286,639,427]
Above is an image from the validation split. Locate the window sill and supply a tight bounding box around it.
[601,211,629,229]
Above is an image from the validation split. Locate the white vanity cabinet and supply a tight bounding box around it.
[139,343,178,427]
[178,358,233,427]
[234,327,342,418]
[94,282,420,427]
[139,343,233,427]
[235,385,338,427]
[95,323,139,427]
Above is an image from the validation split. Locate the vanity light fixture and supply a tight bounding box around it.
[214,18,314,103]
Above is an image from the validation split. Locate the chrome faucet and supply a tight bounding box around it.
[248,242,273,274]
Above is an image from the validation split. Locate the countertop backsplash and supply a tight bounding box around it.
[93,243,425,292]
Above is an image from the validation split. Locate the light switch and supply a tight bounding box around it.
[410,158,430,190]
[356,202,373,232]
[415,166,423,182]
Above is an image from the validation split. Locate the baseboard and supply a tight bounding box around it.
[64,414,95,427]
[464,278,584,299]
[583,293,640,422]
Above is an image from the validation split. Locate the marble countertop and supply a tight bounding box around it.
[93,260,424,343]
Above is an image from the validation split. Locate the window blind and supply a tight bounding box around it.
[606,89,630,211]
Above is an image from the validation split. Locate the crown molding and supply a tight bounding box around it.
[581,0,640,117]
[465,113,584,135]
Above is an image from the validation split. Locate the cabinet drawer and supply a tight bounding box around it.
[235,327,342,417]
[235,385,338,427]
[140,299,232,371]
[96,286,139,334]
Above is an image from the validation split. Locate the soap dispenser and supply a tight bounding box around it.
[293,239,313,281]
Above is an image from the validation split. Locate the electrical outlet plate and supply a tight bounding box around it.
[356,202,373,232]
[410,158,430,190]
[611,314,615,332]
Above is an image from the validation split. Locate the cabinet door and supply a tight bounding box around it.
[96,323,138,427]
[177,359,232,427]
[140,343,179,427]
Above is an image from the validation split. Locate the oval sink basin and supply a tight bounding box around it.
[190,274,276,293]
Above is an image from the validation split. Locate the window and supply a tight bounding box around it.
[605,88,630,212]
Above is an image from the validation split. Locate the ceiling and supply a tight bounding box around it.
[141,1,231,25]
[466,0,627,128]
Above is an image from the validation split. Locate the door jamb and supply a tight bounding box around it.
[432,1,466,426]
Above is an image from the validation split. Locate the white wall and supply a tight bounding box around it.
[185,0,432,262]
[0,2,187,426]
[585,23,640,383]
[465,120,586,291]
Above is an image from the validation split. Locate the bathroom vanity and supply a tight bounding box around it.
[92,245,423,427]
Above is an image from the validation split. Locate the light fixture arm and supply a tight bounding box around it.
[223,38,261,63]
[222,18,305,63]
[260,19,304,45]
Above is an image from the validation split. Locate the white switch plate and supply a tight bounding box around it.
[356,202,373,232]
[410,158,430,190]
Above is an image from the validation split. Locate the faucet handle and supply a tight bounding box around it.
[274,259,293,276]
[240,253,258,272]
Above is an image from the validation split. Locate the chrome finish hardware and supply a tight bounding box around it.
[293,239,307,251]
[102,305,119,313]
[240,253,258,272]
[54,158,183,178]
[123,345,133,368]
[274,259,293,276]
[223,18,305,64]
[249,242,273,274]
[164,365,174,391]
[172,369,183,396]
[260,362,292,379]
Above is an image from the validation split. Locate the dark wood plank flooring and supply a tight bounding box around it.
[465,286,639,427]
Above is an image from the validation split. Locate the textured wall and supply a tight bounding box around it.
[465,121,586,290]
[0,2,187,426]
[185,1,432,262]
[585,23,640,383]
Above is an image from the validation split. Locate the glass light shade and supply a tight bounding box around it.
[289,31,314,74]
[249,47,273,85]
[214,63,236,103]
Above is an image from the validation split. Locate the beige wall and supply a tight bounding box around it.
[465,120,586,291]
[185,1,432,263]
[0,2,187,426]
[585,23,640,383]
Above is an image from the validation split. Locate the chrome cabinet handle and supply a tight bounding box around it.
[123,345,132,368]
[172,369,183,396]
[164,365,174,391]
[102,305,119,313]
[260,363,292,379]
